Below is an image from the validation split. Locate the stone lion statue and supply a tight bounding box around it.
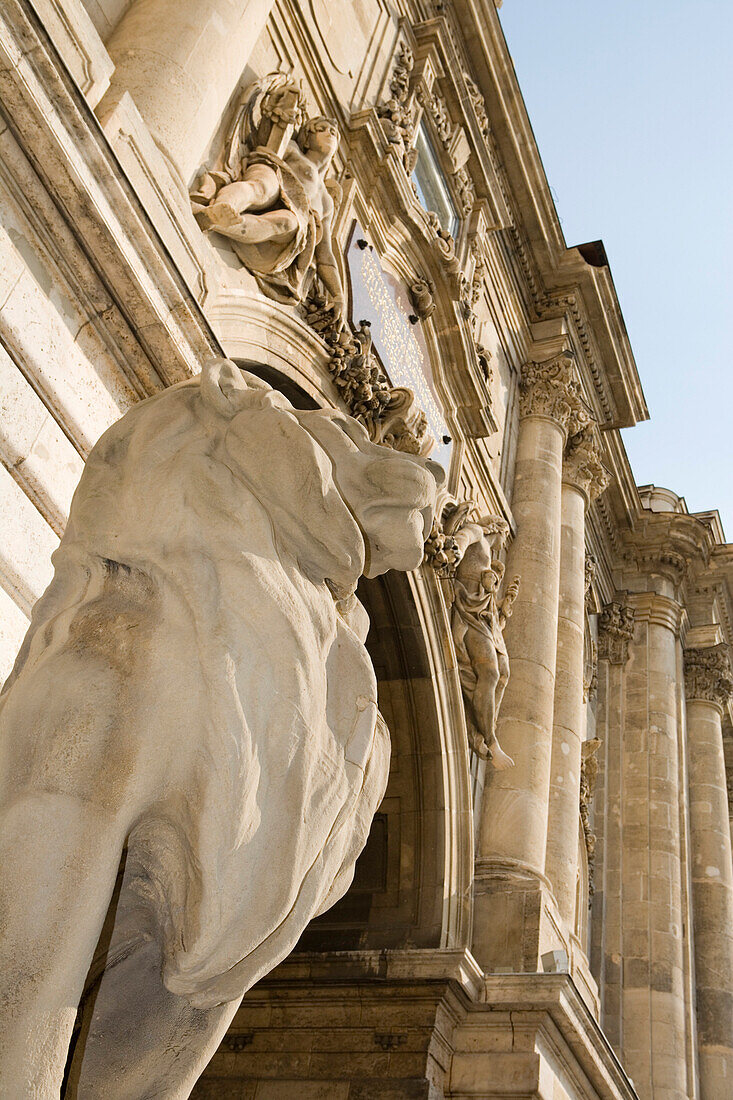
[0,359,439,1097]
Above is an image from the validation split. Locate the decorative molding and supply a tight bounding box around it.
[684,645,733,710]
[519,352,589,435]
[597,602,635,665]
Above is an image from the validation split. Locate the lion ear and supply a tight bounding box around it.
[200,357,251,416]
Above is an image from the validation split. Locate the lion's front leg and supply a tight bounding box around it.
[0,791,126,1098]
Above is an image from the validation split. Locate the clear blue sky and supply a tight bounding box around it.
[498,1,732,536]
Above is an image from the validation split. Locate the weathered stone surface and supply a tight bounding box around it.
[0,360,437,1095]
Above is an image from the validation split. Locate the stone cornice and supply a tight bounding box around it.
[623,512,715,593]
[519,352,590,435]
[597,602,635,664]
[684,644,733,711]
[563,424,610,503]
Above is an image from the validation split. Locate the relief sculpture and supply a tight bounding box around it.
[0,359,439,1097]
[444,508,520,769]
[192,73,345,317]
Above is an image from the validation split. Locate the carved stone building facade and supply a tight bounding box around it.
[0,1,732,1098]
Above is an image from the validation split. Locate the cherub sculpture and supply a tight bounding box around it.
[448,511,520,770]
[192,73,345,318]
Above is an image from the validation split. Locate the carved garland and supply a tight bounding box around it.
[580,738,601,901]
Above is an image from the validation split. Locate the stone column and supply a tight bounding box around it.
[473,351,588,973]
[97,0,276,186]
[545,427,608,935]
[620,589,689,1100]
[684,643,733,1100]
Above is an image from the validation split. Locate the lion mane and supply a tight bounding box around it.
[0,360,437,1009]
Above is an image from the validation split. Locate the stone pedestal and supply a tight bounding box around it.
[545,428,608,936]
[193,952,639,1100]
[473,352,588,972]
[684,644,733,1100]
[97,0,276,186]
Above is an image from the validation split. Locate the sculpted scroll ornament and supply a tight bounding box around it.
[0,359,439,1097]
[191,73,345,318]
[684,645,733,709]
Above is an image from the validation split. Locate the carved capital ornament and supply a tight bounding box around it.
[518,353,589,436]
[684,645,733,710]
[598,602,635,665]
[563,425,610,502]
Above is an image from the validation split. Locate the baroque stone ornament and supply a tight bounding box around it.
[580,738,602,900]
[519,352,589,436]
[191,73,345,317]
[598,602,636,665]
[0,359,439,1097]
[563,424,610,502]
[377,42,417,172]
[302,308,433,458]
[448,510,520,769]
[684,645,733,709]
[408,275,436,321]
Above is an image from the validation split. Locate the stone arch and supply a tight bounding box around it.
[299,567,474,952]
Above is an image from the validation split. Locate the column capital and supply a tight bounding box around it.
[597,602,635,664]
[518,352,589,435]
[684,644,733,710]
[563,424,610,502]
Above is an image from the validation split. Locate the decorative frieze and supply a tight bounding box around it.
[684,645,733,710]
[303,310,432,457]
[598,602,635,665]
[518,353,589,436]
[563,424,610,502]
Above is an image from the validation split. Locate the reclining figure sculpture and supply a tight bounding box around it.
[0,359,439,1097]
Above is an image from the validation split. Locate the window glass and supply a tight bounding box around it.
[411,121,460,237]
